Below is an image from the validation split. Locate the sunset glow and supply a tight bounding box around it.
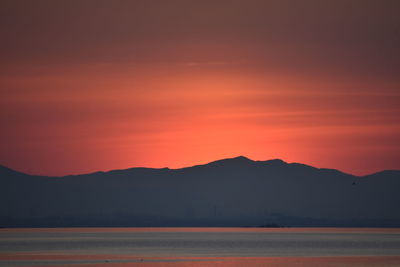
[1,1,399,176]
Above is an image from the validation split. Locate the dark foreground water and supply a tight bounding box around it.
[1,228,400,266]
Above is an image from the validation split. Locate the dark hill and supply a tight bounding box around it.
[1,156,399,227]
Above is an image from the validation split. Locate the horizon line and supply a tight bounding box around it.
[1,155,398,178]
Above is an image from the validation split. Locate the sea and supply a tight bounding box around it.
[1,227,400,266]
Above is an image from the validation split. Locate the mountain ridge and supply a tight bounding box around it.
[1,156,396,178]
[1,155,399,227]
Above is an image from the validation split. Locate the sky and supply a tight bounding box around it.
[0,0,399,176]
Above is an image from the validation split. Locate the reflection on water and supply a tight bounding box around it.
[1,255,400,267]
[0,228,400,266]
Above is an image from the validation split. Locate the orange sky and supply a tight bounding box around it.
[0,1,399,176]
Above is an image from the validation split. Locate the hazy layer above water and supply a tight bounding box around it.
[1,228,400,257]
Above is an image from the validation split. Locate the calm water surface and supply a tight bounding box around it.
[0,228,400,266]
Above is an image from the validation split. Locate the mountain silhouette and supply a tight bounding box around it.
[1,156,399,227]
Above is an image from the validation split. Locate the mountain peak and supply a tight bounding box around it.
[208,156,253,165]
[230,155,253,161]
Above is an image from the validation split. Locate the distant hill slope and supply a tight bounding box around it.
[1,156,399,227]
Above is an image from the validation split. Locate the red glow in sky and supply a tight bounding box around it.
[0,1,399,176]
